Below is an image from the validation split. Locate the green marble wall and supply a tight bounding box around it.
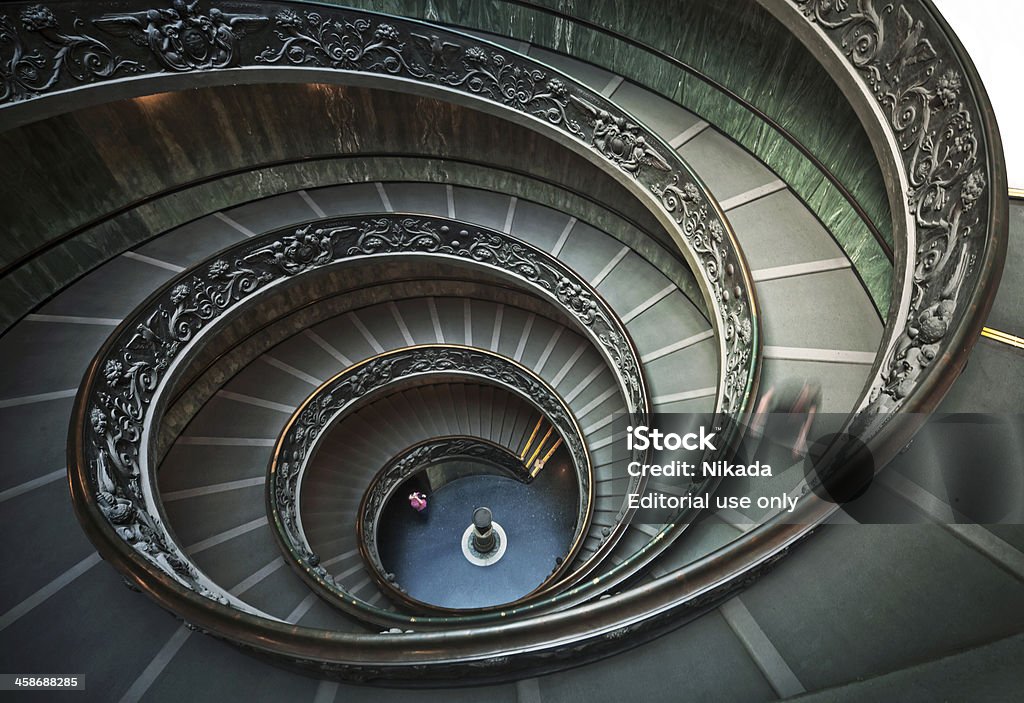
[0,0,901,321]
[0,82,639,266]
[322,0,894,309]
[0,84,705,329]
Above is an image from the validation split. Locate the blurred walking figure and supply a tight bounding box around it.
[749,379,822,465]
[409,491,428,514]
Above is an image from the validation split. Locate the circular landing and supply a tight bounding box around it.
[377,469,578,609]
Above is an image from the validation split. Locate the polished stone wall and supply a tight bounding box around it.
[0,83,685,329]
[325,0,894,304]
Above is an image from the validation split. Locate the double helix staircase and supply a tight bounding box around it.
[0,1,1019,701]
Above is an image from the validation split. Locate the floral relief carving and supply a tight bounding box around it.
[795,0,991,415]
[652,177,751,415]
[0,4,141,101]
[87,254,273,599]
[94,1,268,71]
[256,12,407,72]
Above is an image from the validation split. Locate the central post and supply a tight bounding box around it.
[461,505,507,566]
[471,507,496,554]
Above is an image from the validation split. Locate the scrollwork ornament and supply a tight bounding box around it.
[256,11,410,74]
[95,1,268,71]
[0,5,142,101]
[440,44,582,135]
[458,233,543,282]
[254,14,584,135]
[651,175,749,414]
[83,252,278,595]
[347,218,451,256]
[795,0,990,415]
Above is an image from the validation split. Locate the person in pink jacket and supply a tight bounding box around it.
[408,491,427,514]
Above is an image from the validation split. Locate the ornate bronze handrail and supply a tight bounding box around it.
[757,0,1007,460]
[269,346,593,624]
[69,211,656,626]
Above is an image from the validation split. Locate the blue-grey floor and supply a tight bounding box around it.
[378,467,578,608]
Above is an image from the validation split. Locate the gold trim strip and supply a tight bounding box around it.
[520,417,543,460]
[532,437,564,478]
[1008,187,1024,200]
[527,426,555,468]
[982,327,1018,342]
[982,327,1022,343]
[981,327,1024,350]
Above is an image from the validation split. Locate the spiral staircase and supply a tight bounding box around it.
[0,1,1021,701]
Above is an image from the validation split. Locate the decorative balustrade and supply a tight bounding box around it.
[70,212,651,630]
[18,0,763,635]
[762,0,1007,463]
